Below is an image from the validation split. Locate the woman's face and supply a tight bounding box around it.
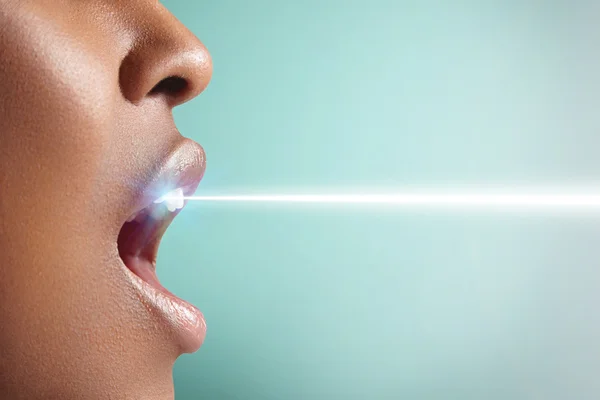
[0,1,212,398]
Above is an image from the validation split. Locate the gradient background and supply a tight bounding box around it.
[159,1,600,399]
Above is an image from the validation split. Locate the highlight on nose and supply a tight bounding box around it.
[119,23,213,107]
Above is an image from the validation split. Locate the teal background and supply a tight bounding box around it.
[159,1,600,399]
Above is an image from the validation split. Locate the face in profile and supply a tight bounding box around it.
[0,1,212,398]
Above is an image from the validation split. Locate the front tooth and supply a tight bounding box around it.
[172,188,185,209]
[154,187,185,212]
[166,202,177,212]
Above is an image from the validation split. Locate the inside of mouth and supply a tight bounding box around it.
[117,206,173,282]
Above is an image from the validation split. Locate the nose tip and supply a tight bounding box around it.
[119,10,213,107]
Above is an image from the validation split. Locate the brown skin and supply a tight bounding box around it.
[0,1,212,399]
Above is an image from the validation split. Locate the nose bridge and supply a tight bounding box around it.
[118,3,213,107]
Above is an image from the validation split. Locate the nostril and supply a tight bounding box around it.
[149,76,189,98]
[118,29,212,106]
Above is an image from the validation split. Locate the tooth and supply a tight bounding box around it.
[154,188,185,213]
[172,188,185,209]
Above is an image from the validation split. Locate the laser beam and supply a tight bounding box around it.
[169,194,600,208]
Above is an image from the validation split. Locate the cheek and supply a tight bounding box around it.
[0,5,127,312]
[0,9,121,220]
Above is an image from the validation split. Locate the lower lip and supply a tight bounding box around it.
[121,256,206,354]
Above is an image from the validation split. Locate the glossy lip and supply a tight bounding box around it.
[127,137,206,219]
[118,137,207,354]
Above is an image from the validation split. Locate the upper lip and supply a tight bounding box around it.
[125,137,206,222]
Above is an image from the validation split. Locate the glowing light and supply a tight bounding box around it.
[161,193,600,209]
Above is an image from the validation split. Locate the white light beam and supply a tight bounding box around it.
[169,194,600,208]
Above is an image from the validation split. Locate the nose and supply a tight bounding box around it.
[119,5,213,108]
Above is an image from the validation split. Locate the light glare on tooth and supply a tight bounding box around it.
[154,188,185,212]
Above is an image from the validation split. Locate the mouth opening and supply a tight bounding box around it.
[117,199,180,290]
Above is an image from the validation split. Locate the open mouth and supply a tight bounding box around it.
[117,188,185,295]
[116,183,206,353]
[113,139,207,353]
